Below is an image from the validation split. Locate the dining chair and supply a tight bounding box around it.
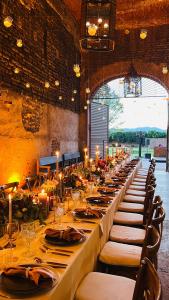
[75,258,161,300]
[110,196,163,245]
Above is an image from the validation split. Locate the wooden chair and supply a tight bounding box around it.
[99,203,165,278]
[110,196,162,245]
[75,258,161,300]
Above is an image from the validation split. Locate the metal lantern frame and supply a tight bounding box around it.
[124,65,142,98]
[80,0,116,51]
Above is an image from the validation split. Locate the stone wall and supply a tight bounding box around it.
[0,90,79,184]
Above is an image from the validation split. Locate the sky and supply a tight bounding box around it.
[107,78,168,130]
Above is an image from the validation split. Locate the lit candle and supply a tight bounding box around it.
[95,146,99,167]
[55,151,60,174]
[8,194,12,224]
[84,147,88,168]
[38,189,47,204]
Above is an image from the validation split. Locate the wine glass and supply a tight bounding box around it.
[5,222,19,248]
[72,191,80,209]
[20,222,36,258]
[54,203,64,226]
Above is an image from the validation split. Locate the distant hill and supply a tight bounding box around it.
[110,127,166,133]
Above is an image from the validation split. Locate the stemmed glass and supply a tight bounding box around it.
[64,187,72,212]
[20,222,36,258]
[53,196,64,225]
[5,221,19,248]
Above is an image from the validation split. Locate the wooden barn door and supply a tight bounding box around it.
[89,102,109,159]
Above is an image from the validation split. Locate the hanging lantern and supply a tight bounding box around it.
[73,89,77,94]
[81,0,116,51]
[85,87,90,94]
[59,95,62,100]
[73,64,80,73]
[140,29,147,40]
[124,64,142,98]
[55,80,60,86]
[44,81,50,88]
[16,39,23,47]
[3,16,13,28]
[71,97,75,102]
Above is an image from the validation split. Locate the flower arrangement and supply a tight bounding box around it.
[41,179,58,194]
[63,174,85,190]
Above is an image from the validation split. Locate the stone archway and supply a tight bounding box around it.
[79,60,169,171]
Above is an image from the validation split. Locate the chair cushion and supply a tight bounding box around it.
[129,184,145,191]
[99,241,141,267]
[134,178,146,182]
[124,195,145,203]
[126,189,146,197]
[132,181,146,186]
[110,225,146,244]
[118,202,144,213]
[75,272,136,300]
[114,211,143,225]
[135,175,147,179]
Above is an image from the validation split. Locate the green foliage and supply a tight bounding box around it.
[109,130,166,144]
[93,84,123,127]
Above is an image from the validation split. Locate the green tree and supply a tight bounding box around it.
[92,84,123,128]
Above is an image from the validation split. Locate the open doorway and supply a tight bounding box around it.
[90,76,169,170]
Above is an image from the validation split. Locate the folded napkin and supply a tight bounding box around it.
[87,196,112,203]
[98,187,117,193]
[2,266,54,286]
[74,208,104,218]
[45,227,85,242]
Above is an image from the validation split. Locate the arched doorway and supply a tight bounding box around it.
[89,76,169,171]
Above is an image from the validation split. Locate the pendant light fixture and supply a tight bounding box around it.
[124,64,142,98]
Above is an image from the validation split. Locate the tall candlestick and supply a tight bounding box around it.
[8,194,12,224]
[84,147,88,168]
[55,151,60,174]
[106,145,109,162]
[59,173,63,200]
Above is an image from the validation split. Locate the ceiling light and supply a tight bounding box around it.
[140,29,147,40]
[73,89,77,94]
[86,21,90,27]
[71,97,75,102]
[76,72,81,78]
[3,16,13,28]
[59,95,62,100]
[84,105,87,110]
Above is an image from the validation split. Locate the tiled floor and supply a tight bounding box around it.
[143,160,169,299]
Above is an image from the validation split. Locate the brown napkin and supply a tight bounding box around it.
[45,227,85,242]
[74,208,104,218]
[2,266,54,286]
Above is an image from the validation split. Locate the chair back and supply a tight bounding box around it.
[143,185,155,224]
[133,257,162,300]
[147,196,163,226]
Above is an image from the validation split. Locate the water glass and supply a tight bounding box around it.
[20,222,36,257]
[72,191,80,209]
[54,203,64,225]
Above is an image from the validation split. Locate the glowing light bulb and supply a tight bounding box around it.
[84,105,87,110]
[104,23,109,29]
[55,80,59,86]
[86,99,90,105]
[73,89,77,94]
[71,97,75,102]
[25,82,30,88]
[98,18,103,24]
[44,81,50,88]
[14,67,20,74]
[76,72,81,78]
[124,29,130,35]
[3,16,13,28]
[86,21,90,27]
[59,95,62,100]
[88,24,97,36]
[140,29,147,40]
[16,39,23,47]
[162,66,168,74]
[73,64,80,73]
[85,87,90,94]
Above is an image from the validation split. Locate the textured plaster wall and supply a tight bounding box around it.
[0,90,79,184]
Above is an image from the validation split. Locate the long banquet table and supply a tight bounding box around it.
[0,159,141,300]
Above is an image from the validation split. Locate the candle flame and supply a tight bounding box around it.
[55,151,59,157]
[59,173,62,180]
[41,189,45,194]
